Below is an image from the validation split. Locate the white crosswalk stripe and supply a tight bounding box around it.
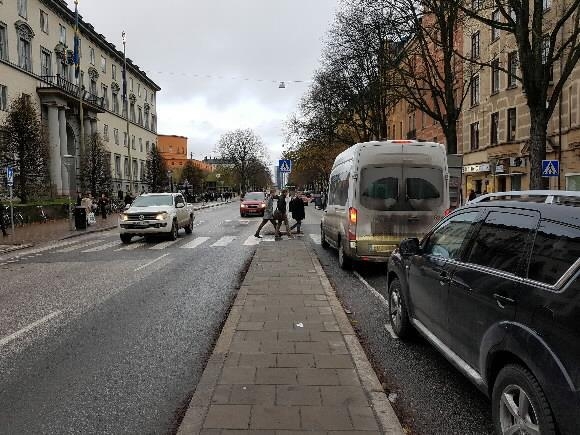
[149,240,180,250]
[211,236,237,247]
[56,239,103,253]
[115,242,146,251]
[82,241,121,252]
[309,233,321,245]
[181,237,210,249]
[239,220,250,225]
[243,235,260,246]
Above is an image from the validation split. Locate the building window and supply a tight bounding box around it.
[111,64,117,80]
[144,111,149,130]
[566,174,580,191]
[507,108,516,141]
[145,88,148,101]
[137,83,141,97]
[470,75,480,106]
[89,79,97,97]
[40,47,51,76]
[112,91,119,114]
[124,158,129,178]
[103,124,109,142]
[123,131,128,147]
[138,106,143,126]
[470,122,479,150]
[491,10,500,41]
[543,0,552,11]
[151,93,155,104]
[58,24,66,44]
[130,78,134,91]
[131,135,135,150]
[471,32,480,59]
[114,128,119,145]
[101,55,106,73]
[18,37,32,72]
[139,137,143,152]
[151,114,157,133]
[40,10,48,33]
[130,102,136,122]
[146,141,150,153]
[18,0,28,19]
[0,23,7,61]
[471,0,482,10]
[490,112,499,145]
[89,47,95,65]
[101,84,109,109]
[0,84,7,111]
[491,59,500,94]
[508,52,518,88]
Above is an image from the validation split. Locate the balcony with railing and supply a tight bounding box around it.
[37,75,105,112]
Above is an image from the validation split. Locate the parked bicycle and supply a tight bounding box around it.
[36,205,48,223]
[2,205,24,227]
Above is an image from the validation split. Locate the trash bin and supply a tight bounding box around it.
[75,206,87,230]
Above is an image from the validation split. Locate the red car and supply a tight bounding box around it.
[240,192,266,217]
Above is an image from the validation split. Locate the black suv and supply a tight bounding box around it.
[387,191,580,435]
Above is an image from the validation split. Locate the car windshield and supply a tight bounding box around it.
[131,195,174,207]
[244,193,264,201]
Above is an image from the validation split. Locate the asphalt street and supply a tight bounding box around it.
[0,201,267,434]
[302,206,494,435]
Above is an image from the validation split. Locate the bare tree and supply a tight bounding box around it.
[461,0,580,188]
[216,129,267,192]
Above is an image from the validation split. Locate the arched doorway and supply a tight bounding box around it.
[66,124,78,194]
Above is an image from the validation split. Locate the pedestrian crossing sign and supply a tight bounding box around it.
[541,160,559,177]
[279,159,292,173]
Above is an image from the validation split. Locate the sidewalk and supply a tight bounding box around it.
[0,201,231,253]
[178,239,404,434]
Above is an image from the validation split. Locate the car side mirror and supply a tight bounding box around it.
[176,202,184,208]
[399,238,420,256]
[124,204,131,210]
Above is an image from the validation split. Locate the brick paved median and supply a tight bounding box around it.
[178,238,404,434]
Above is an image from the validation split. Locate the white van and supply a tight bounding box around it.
[321,140,450,268]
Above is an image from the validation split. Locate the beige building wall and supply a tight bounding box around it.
[0,0,160,196]
[461,1,580,195]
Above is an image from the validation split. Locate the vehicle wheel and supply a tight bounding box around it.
[492,365,556,435]
[240,213,245,217]
[168,220,178,240]
[321,226,329,249]
[338,239,351,269]
[120,234,132,244]
[184,216,193,234]
[388,278,412,338]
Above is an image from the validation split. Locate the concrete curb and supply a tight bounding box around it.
[60,224,118,240]
[0,243,34,254]
[307,247,405,435]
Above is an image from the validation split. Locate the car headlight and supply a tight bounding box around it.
[241,204,247,208]
[120,213,129,221]
[156,212,169,220]
[260,203,266,208]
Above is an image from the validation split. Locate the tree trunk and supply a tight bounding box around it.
[444,120,458,155]
[528,109,549,190]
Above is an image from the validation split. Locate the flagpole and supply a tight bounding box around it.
[123,31,132,194]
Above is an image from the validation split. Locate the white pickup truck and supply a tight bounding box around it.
[118,193,195,244]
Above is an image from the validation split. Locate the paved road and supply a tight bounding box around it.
[300,206,494,435]
[0,202,276,434]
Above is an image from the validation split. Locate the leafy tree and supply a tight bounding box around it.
[246,158,273,191]
[1,95,50,202]
[80,133,112,196]
[180,160,208,193]
[461,0,580,188]
[216,129,267,192]
[145,145,168,193]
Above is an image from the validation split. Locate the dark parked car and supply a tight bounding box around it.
[387,190,580,435]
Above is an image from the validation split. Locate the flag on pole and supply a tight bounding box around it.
[122,31,127,101]
[73,1,80,78]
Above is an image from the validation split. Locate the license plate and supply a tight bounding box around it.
[369,244,393,253]
[136,221,148,226]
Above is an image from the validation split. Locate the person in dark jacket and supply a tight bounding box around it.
[289,193,305,234]
[274,189,293,240]
[124,191,133,206]
[97,193,108,219]
[0,198,7,236]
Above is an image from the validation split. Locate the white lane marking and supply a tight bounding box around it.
[56,239,103,253]
[181,237,210,249]
[239,220,250,225]
[224,219,232,223]
[211,236,237,247]
[134,253,169,271]
[115,242,146,251]
[309,233,321,245]
[149,240,180,250]
[0,310,62,347]
[82,241,120,252]
[352,271,398,339]
[261,236,275,242]
[243,235,260,246]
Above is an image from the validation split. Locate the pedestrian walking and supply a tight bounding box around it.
[289,193,305,234]
[76,192,82,207]
[254,188,277,238]
[274,189,293,240]
[467,189,476,202]
[124,191,133,206]
[0,198,8,236]
[97,193,108,219]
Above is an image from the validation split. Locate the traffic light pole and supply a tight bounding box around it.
[9,185,14,233]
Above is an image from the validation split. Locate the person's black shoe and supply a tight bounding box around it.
[254,234,262,238]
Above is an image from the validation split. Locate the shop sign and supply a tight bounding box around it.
[462,164,491,174]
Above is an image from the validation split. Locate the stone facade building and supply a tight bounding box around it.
[0,0,160,196]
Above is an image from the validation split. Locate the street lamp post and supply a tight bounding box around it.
[122,31,132,194]
[63,155,76,230]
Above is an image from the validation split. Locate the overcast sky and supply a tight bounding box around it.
[75,0,339,167]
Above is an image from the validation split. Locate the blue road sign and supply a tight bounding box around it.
[279,159,292,173]
[541,160,559,177]
[6,166,13,187]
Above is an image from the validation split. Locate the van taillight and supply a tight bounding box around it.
[349,207,357,224]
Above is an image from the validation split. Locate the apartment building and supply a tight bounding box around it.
[461,1,580,194]
[0,0,160,196]
[157,135,213,172]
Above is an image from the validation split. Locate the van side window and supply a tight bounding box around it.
[463,211,537,276]
[423,211,479,260]
[528,220,580,285]
[329,171,348,206]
